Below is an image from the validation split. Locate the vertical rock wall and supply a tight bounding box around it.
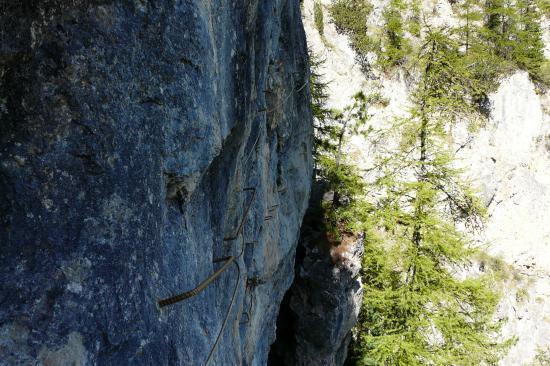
[0,1,312,365]
[269,184,364,366]
[287,236,363,366]
[453,72,550,365]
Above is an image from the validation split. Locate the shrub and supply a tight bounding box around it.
[314,2,324,37]
[529,346,550,366]
[330,0,374,62]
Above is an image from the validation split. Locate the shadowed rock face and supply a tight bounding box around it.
[269,184,364,366]
[289,235,363,366]
[0,1,312,365]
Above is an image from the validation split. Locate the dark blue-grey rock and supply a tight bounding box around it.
[288,234,363,366]
[269,196,364,366]
[0,1,312,365]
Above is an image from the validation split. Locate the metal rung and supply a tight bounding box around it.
[158,256,235,308]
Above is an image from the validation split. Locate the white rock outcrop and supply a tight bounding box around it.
[455,71,550,365]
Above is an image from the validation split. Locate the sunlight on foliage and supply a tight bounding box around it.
[527,346,550,366]
[309,1,530,359]
[314,1,325,37]
[330,0,548,83]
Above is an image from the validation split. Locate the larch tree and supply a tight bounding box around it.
[351,27,514,366]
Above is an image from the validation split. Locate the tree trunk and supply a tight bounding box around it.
[333,119,348,207]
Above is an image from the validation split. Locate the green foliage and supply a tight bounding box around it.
[330,0,548,83]
[330,0,375,67]
[330,0,373,39]
[482,0,547,80]
[347,24,513,366]
[332,91,372,140]
[474,251,519,282]
[455,0,484,54]
[330,0,418,71]
[379,0,411,69]
[318,157,369,239]
[483,0,518,58]
[322,91,372,207]
[310,51,336,161]
[516,287,529,303]
[310,51,367,203]
[407,0,422,37]
[357,240,511,365]
[309,54,371,239]
[539,60,550,85]
[537,0,550,17]
[438,0,547,83]
[513,0,546,79]
[310,2,538,363]
[528,346,550,366]
[314,2,325,37]
[318,155,366,204]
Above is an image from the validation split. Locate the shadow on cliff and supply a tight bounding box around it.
[268,180,363,366]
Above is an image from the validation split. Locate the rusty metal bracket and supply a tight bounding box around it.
[240,312,250,325]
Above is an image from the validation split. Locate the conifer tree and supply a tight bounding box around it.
[315,0,549,363]
[349,27,514,366]
[482,0,546,79]
[381,0,409,67]
[455,0,484,53]
[483,0,517,60]
[323,92,370,207]
[310,51,334,166]
[330,0,374,70]
[512,0,546,77]
[309,51,368,206]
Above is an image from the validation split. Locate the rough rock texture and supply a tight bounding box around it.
[288,236,363,366]
[454,72,550,365]
[269,186,363,366]
[0,1,312,365]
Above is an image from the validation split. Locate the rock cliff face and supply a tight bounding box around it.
[285,234,362,366]
[454,71,550,366]
[0,1,312,365]
[269,185,364,366]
